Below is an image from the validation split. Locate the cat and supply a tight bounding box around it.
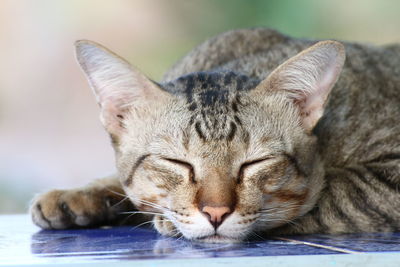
[30,28,400,243]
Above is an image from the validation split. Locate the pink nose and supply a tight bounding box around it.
[201,206,232,229]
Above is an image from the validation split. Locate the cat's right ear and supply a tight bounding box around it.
[75,40,171,139]
[253,41,345,132]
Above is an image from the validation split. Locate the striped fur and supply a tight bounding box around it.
[31,28,400,243]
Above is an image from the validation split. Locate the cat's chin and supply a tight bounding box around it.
[193,234,241,243]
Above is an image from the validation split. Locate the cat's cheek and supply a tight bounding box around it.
[259,196,306,229]
[153,215,177,236]
[260,173,309,225]
[123,179,170,212]
[216,213,254,239]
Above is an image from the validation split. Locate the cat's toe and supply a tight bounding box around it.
[30,189,107,229]
[30,190,76,229]
[31,201,51,229]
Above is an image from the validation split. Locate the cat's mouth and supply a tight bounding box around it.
[195,234,240,243]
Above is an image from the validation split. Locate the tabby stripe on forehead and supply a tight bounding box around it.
[233,115,242,125]
[123,154,150,186]
[194,121,206,140]
[185,76,195,103]
[227,121,237,141]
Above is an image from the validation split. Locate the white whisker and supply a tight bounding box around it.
[130,220,156,230]
[120,211,162,216]
[106,188,128,198]
[128,195,175,213]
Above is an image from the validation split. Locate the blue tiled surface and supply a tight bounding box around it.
[31,227,336,259]
[1,215,400,266]
[291,232,400,252]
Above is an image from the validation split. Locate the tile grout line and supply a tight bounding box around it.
[274,237,363,254]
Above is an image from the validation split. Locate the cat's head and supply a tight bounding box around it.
[75,40,345,242]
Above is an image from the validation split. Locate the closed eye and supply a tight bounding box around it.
[238,157,274,183]
[162,158,196,183]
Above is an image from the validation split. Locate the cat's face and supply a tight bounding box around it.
[116,72,323,242]
[75,40,345,242]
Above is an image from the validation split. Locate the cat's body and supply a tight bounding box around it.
[163,28,400,235]
[31,28,400,242]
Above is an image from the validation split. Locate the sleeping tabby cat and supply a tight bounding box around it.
[30,28,400,243]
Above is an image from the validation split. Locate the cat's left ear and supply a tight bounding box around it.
[75,40,171,139]
[255,40,345,131]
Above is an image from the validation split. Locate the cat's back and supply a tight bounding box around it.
[164,28,400,166]
[164,28,302,81]
[316,41,400,165]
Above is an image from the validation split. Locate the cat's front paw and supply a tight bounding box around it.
[30,188,131,229]
[153,215,178,237]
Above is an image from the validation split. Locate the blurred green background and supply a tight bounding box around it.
[1,0,399,213]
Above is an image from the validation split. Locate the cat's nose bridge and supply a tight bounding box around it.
[196,172,236,206]
[195,168,236,229]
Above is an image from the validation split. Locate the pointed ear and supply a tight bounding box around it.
[75,40,171,138]
[255,40,345,131]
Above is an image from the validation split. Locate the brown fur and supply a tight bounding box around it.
[31,28,400,243]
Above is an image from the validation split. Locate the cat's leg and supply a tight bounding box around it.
[274,161,400,235]
[30,176,148,229]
